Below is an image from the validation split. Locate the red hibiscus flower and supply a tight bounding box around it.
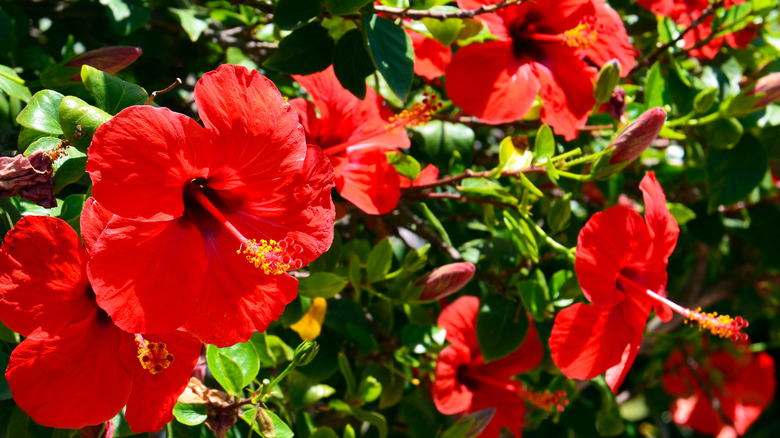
[0,214,201,432]
[662,343,775,438]
[550,172,748,392]
[86,64,335,347]
[445,0,635,140]
[290,66,426,215]
[407,29,452,81]
[433,296,565,438]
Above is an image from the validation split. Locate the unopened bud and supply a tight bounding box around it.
[0,150,56,208]
[66,46,142,81]
[609,107,666,165]
[293,340,319,367]
[693,87,718,114]
[417,262,476,301]
[459,408,496,437]
[747,72,780,109]
[606,87,627,120]
[594,59,621,104]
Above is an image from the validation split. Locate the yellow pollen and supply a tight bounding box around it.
[684,307,749,341]
[135,337,174,375]
[517,385,569,412]
[238,236,303,275]
[561,18,598,49]
[385,93,443,133]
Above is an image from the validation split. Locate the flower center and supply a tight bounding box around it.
[323,93,441,157]
[512,16,598,54]
[134,334,174,374]
[617,273,749,341]
[186,183,302,274]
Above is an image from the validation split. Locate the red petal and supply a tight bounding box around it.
[575,206,650,308]
[226,145,335,267]
[195,65,308,191]
[6,310,132,429]
[437,296,480,351]
[549,303,636,381]
[640,172,679,261]
[333,149,401,215]
[479,317,544,379]
[469,385,526,438]
[0,216,94,338]
[124,331,202,432]
[81,197,115,253]
[186,230,299,347]
[446,40,540,124]
[433,343,474,415]
[408,30,452,80]
[88,217,208,334]
[87,105,208,221]
[456,0,512,40]
[587,1,636,75]
[604,328,644,392]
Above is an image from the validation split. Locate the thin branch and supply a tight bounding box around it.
[405,191,517,210]
[636,0,724,70]
[402,166,547,192]
[395,204,462,260]
[374,0,524,20]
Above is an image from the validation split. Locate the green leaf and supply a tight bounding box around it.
[357,375,383,404]
[422,18,462,46]
[518,173,543,197]
[338,352,357,397]
[274,0,322,30]
[693,87,719,114]
[172,403,208,426]
[645,62,670,111]
[325,0,372,15]
[242,408,295,438]
[206,343,259,395]
[706,134,767,212]
[516,280,547,322]
[333,29,375,100]
[595,378,625,436]
[402,243,430,272]
[101,0,151,36]
[534,124,555,161]
[25,136,88,194]
[547,193,571,233]
[16,90,64,135]
[0,352,10,401]
[363,15,414,101]
[702,117,743,150]
[460,177,518,204]
[264,23,335,75]
[311,427,340,438]
[0,64,31,102]
[169,8,209,42]
[667,202,697,225]
[386,152,421,180]
[366,238,393,282]
[329,400,388,438]
[348,253,362,296]
[476,294,529,362]
[494,136,532,176]
[17,127,51,153]
[287,370,336,409]
[81,65,149,115]
[59,193,87,232]
[58,95,112,152]
[299,272,349,299]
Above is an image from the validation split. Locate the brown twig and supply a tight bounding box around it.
[374,0,524,20]
[402,167,546,193]
[405,191,517,210]
[636,0,724,70]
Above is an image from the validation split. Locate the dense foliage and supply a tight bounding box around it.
[1,0,780,438]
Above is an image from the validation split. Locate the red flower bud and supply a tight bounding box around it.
[609,107,666,165]
[66,46,142,81]
[417,262,476,300]
[748,72,780,109]
[0,150,56,208]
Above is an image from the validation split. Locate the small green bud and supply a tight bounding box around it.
[594,59,621,105]
[693,88,719,114]
[293,340,319,366]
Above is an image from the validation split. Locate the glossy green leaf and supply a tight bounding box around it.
[333,29,375,100]
[476,294,529,362]
[274,0,322,30]
[667,202,697,225]
[325,0,372,15]
[366,238,393,282]
[702,117,743,150]
[693,87,718,114]
[16,90,64,135]
[81,65,149,115]
[0,64,31,102]
[706,135,767,212]
[101,0,151,36]
[206,343,256,395]
[363,15,414,101]
[534,124,555,160]
[387,152,421,180]
[169,8,209,42]
[330,400,388,438]
[287,370,336,409]
[172,403,208,426]
[264,23,334,75]
[422,18,462,46]
[242,407,295,438]
[299,272,349,298]
[645,62,670,110]
[58,95,112,152]
[402,243,430,272]
[311,427,340,438]
[516,280,547,322]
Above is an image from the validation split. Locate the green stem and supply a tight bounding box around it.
[549,147,583,163]
[521,214,576,263]
[665,111,695,127]
[561,148,611,168]
[685,112,722,126]
[556,170,591,181]
[255,362,296,402]
[0,70,25,85]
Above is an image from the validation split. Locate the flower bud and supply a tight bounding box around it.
[417,262,476,301]
[747,72,780,109]
[0,150,56,208]
[609,107,666,165]
[594,59,621,105]
[293,340,319,367]
[66,46,142,81]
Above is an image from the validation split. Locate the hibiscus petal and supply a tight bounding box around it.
[333,149,401,215]
[408,30,452,80]
[587,0,636,75]
[469,384,526,438]
[446,40,540,125]
[456,0,512,40]
[6,309,132,429]
[87,105,208,221]
[0,216,94,339]
[433,343,474,415]
[604,327,644,392]
[124,331,202,432]
[227,145,335,266]
[576,206,650,308]
[89,216,208,335]
[186,228,298,347]
[478,317,544,379]
[639,172,680,261]
[81,197,114,253]
[437,295,480,351]
[549,303,636,381]
[195,64,306,190]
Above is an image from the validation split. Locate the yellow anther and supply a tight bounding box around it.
[241,236,303,275]
[561,18,598,49]
[135,336,174,375]
[684,307,749,341]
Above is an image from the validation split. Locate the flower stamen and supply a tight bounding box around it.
[517,385,569,412]
[560,16,598,49]
[134,334,174,374]
[386,93,443,132]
